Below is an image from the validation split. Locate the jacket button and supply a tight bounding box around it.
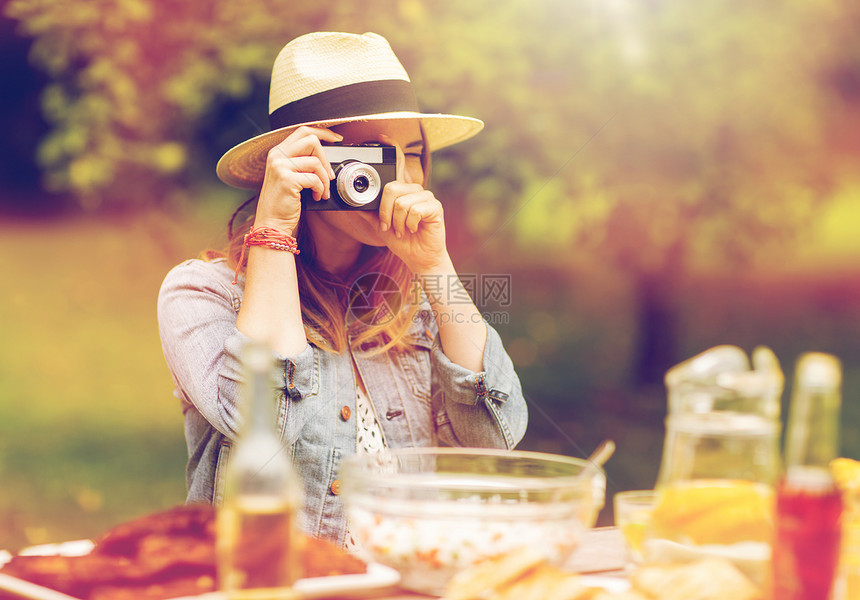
[341,406,351,421]
[330,480,342,495]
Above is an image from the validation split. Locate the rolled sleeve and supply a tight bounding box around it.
[431,323,528,449]
[276,342,318,402]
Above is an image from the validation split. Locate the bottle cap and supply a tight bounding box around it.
[796,352,841,390]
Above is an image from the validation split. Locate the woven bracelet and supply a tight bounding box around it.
[232,226,300,285]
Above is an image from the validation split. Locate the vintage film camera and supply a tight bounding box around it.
[301,143,396,210]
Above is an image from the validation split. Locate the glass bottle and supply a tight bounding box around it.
[216,341,303,599]
[773,352,844,600]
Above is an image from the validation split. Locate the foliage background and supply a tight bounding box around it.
[1,0,859,549]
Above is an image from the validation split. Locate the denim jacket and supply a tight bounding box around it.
[157,258,528,545]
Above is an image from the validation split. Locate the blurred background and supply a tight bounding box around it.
[1,0,859,550]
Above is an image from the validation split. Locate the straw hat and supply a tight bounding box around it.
[216,31,484,189]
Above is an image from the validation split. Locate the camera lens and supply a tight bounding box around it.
[335,161,381,207]
[353,176,370,194]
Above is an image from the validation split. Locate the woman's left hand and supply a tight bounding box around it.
[377,182,449,273]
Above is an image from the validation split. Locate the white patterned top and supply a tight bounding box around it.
[346,364,387,552]
[355,383,386,454]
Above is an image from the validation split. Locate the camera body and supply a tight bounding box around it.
[301,143,396,211]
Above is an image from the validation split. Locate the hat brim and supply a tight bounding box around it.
[215,111,483,189]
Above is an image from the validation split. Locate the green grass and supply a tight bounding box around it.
[0,207,227,551]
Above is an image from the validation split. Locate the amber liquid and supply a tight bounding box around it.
[648,479,773,586]
[773,476,843,600]
[217,495,301,598]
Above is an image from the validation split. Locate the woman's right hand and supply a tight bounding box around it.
[254,126,343,235]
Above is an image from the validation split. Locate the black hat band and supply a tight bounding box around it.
[269,79,420,131]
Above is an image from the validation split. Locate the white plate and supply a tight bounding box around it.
[295,563,400,599]
[0,574,82,600]
[0,542,401,600]
[166,563,401,600]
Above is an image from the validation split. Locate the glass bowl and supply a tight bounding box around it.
[340,447,606,595]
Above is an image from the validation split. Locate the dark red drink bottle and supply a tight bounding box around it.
[772,353,844,600]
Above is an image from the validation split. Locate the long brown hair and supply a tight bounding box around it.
[213,202,419,354]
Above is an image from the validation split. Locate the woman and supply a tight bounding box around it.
[157,31,528,545]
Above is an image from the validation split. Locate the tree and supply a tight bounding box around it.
[6,0,855,382]
[4,0,334,208]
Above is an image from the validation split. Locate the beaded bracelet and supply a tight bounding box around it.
[232,226,300,285]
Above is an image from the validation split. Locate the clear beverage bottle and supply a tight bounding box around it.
[773,352,844,600]
[216,341,304,599]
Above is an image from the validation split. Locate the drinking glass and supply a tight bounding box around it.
[613,490,657,565]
